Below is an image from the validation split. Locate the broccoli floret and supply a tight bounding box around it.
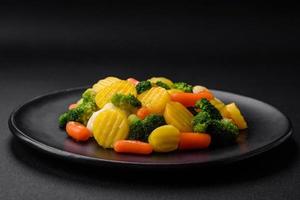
[193,123,208,133]
[111,93,141,112]
[82,88,96,103]
[192,111,211,132]
[172,82,193,93]
[207,119,239,146]
[192,100,240,146]
[127,114,166,142]
[58,89,98,127]
[195,98,222,120]
[128,115,146,141]
[143,114,166,134]
[136,80,152,94]
[192,111,211,125]
[58,101,97,127]
[155,81,171,90]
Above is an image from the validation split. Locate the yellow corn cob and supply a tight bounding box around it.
[95,80,137,108]
[92,76,121,93]
[164,101,193,132]
[92,108,129,148]
[138,87,170,114]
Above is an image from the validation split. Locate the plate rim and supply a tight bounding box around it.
[8,87,293,168]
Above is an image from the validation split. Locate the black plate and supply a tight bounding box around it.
[9,88,293,168]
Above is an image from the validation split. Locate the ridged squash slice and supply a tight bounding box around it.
[95,80,137,108]
[164,101,193,132]
[138,87,170,114]
[92,108,129,148]
[92,77,121,93]
[225,103,247,129]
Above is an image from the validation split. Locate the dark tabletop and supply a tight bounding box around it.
[1,2,300,200]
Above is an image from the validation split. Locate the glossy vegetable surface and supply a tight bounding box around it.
[66,121,91,141]
[164,101,193,132]
[170,91,214,107]
[58,76,248,155]
[148,125,180,152]
[225,103,248,129]
[95,80,137,108]
[92,108,129,148]
[179,132,211,150]
[138,87,170,114]
[114,140,153,155]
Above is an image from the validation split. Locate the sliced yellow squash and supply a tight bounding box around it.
[138,87,170,114]
[164,101,193,132]
[92,108,129,148]
[95,80,137,108]
[148,125,180,152]
[225,103,247,129]
[210,98,225,112]
[92,76,121,93]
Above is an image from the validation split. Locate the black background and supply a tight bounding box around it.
[1,2,300,200]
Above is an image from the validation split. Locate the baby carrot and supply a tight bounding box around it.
[127,78,140,86]
[68,103,78,110]
[170,91,214,107]
[136,107,151,120]
[66,121,91,142]
[179,132,211,150]
[114,140,153,155]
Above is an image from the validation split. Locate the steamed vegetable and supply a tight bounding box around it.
[128,114,166,142]
[127,114,145,141]
[59,89,98,127]
[66,121,91,141]
[192,111,211,132]
[114,140,153,155]
[167,89,183,94]
[136,107,151,120]
[59,76,248,155]
[179,132,211,150]
[95,80,137,108]
[195,98,222,120]
[224,103,247,129]
[192,85,207,94]
[92,107,129,148]
[207,119,239,146]
[136,80,152,94]
[92,76,121,93]
[127,78,139,85]
[138,87,170,113]
[68,103,78,110]
[164,101,193,132]
[209,98,225,112]
[170,91,214,107]
[172,82,193,93]
[86,103,115,132]
[143,115,166,135]
[111,93,141,112]
[155,81,171,90]
[148,125,180,152]
[148,77,173,88]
